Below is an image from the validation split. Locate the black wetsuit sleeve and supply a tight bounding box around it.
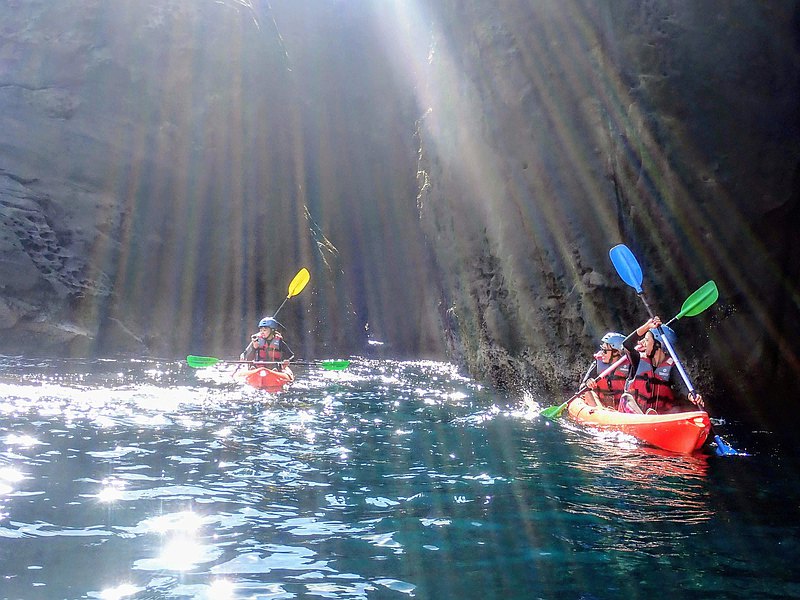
[623,331,643,377]
[669,367,688,396]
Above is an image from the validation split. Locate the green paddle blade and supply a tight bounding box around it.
[540,401,569,420]
[675,280,718,319]
[320,360,350,371]
[186,355,221,368]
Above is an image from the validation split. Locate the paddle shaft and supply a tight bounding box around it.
[542,355,628,418]
[636,291,697,398]
[578,354,629,398]
[187,355,348,369]
[224,360,338,367]
[226,360,290,365]
[272,297,290,320]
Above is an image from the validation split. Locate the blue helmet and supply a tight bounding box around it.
[258,317,282,329]
[600,332,625,351]
[651,325,677,349]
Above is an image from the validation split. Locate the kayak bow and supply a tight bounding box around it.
[235,365,295,392]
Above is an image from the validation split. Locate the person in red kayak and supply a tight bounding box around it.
[240,317,294,371]
[582,332,630,408]
[619,316,704,414]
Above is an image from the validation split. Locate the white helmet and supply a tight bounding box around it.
[600,332,625,351]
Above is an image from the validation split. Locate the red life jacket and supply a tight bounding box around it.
[254,332,284,363]
[625,354,678,412]
[593,351,630,406]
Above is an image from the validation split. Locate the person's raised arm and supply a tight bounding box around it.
[622,331,640,373]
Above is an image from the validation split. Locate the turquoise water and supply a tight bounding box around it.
[0,357,796,599]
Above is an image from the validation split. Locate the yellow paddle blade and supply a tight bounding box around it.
[288,268,310,298]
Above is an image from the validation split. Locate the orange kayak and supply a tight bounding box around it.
[236,366,294,392]
[567,392,711,454]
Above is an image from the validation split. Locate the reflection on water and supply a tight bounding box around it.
[0,356,797,599]
[565,443,711,523]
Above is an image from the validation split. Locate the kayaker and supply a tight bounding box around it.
[240,317,295,370]
[582,332,630,408]
[619,316,704,414]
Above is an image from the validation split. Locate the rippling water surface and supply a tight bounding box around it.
[0,356,797,599]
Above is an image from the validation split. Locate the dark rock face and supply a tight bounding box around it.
[1,1,798,429]
[0,0,441,359]
[413,1,800,423]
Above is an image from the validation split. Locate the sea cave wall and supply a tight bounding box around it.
[412,0,800,423]
[1,0,799,427]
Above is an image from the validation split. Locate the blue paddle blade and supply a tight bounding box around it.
[609,244,644,293]
[714,434,740,456]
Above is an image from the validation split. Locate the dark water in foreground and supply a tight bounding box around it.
[0,357,797,600]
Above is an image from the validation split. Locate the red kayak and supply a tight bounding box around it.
[236,365,294,392]
[567,392,710,454]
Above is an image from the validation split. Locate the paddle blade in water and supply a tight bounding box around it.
[609,244,644,293]
[288,268,310,298]
[186,355,221,368]
[540,401,569,420]
[676,280,719,319]
[320,360,350,371]
[714,433,740,456]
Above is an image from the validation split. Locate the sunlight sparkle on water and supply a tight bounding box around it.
[97,478,125,503]
[5,433,40,447]
[0,356,777,598]
[208,579,235,599]
[133,386,188,412]
[143,510,203,534]
[0,466,24,483]
[135,536,220,572]
[96,583,142,600]
[375,578,417,595]
[131,413,171,427]
[93,415,117,428]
